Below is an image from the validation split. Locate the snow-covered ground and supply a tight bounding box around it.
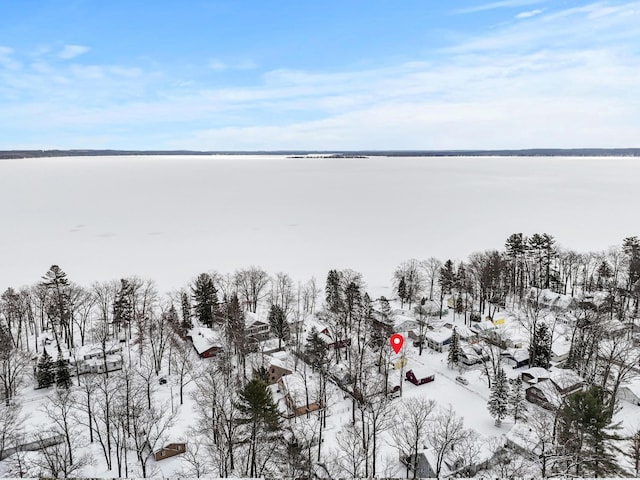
[1,155,639,296]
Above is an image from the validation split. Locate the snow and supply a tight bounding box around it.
[187,326,222,354]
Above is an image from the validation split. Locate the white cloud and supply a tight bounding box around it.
[209,59,257,71]
[2,2,640,150]
[455,0,545,14]
[58,44,90,60]
[516,8,543,18]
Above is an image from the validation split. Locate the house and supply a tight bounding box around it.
[525,369,583,410]
[277,373,323,418]
[548,369,583,395]
[245,311,272,341]
[405,366,435,386]
[153,443,186,461]
[424,327,453,352]
[502,348,530,369]
[618,378,640,405]
[267,357,293,384]
[187,327,222,358]
[505,424,543,460]
[528,287,575,311]
[459,344,482,366]
[318,327,351,350]
[521,367,550,385]
[526,380,563,410]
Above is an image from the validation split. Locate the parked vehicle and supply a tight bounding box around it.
[388,385,401,398]
[455,376,469,385]
[159,377,167,385]
[405,369,435,386]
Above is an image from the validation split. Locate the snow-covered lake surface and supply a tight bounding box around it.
[1,154,638,296]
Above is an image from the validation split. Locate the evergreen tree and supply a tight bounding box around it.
[447,328,460,368]
[398,276,407,308]
[268,304,289,350]
[112,278,134,332]
[379,296,392,322]
[180,291,192,333]
[487,367,509,426]
[556,386,623,477]
[325,269,343,315]
[508,376,527,423]
[55,356,71,389]
[305,327,329,370]
[191,273,219,328]
[237,378,281,477]
[37,348,55,388]
[529,323,551,368]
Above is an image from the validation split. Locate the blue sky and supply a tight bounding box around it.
[1,0,639,150]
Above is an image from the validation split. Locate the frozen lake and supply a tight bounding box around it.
[1,154,638,298]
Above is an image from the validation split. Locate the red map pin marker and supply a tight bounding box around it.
[390,334,404,354]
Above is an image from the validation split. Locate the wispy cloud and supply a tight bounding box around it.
[1,2,639,149]
[58,44,90,60]
[455,0,545,14]
[516,8,543,18]
[209,59,257,71]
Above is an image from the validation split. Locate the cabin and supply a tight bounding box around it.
[502,348,530,369]
[521,367,550,385]
[526,380,563,410]
[405,367,435,386]
[187,327,223,358]
[528,287,576,311]
[424,327,453,352]
[278,373,323,418]
[267,357,293,384]
[153,443,186,461]
[318,327,351,350]
[245,312,272,341]
[548,369,583,395]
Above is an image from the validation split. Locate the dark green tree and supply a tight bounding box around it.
[556,386,623,477]
[112,278,134,332]
[379,296,392,322]
[180,291,192,333]
[37,348,55,388]
[237,378,281,477]
[42,265,71,351]
[55,356,71,389]
[325,269,343,315]
[191,273,219,328]
[268,304,289,350]
[529,323,551,368]
[487,367,509,427]
[397,276,407,308]
[508,376,527,423]
[447,328,460,368]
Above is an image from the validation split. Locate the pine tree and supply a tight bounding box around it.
[325,269,343,315]
[268,304,289,350]
[237,378,282,477]
[112,278,134,332]
[191,273,219,328]
[529,323,551,368]
[557,386,623,477]
[447,328,460,368]
[180,291,192,333]
[55,356,71,389]
[508,376,527,423]
[398,276,407,308]
[37,348,55,388]
[379,296,392,322]
[487,367,509,426]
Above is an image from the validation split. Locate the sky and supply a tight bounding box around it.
[1,0,639,150]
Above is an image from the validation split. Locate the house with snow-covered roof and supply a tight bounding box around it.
[619,378,640,405]
[245,311,271,341]
[526,379,564,410]
[424,327,453,352]
[187,327,223,358]
[266,356,293,384]
[277,372,323,418]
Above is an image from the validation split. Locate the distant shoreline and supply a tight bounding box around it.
[1,148,639,160]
